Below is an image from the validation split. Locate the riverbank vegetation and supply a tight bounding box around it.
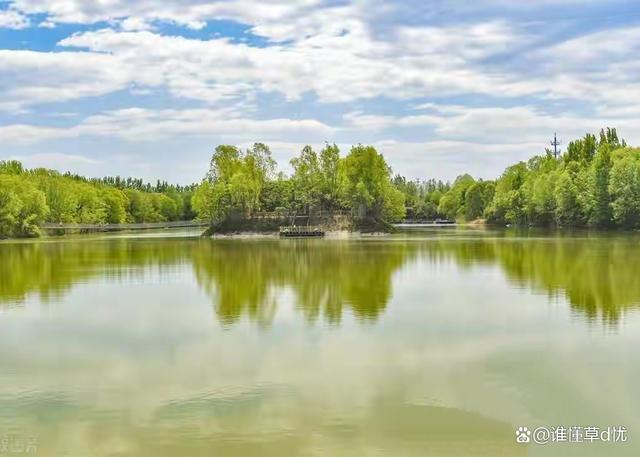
[3,127,640,237]
[192,128,640,232]
[0,161,196,237]
[392,127,640,229]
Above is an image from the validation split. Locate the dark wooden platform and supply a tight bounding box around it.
[279,227,325,238]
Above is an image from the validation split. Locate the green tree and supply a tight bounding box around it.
[527,171,557,225]
[486,162,528,225]
[125,189,161,222]
[609,155,640,227]
[290,145,322,212]
[0,160,24,175]
[0,175,48,237]
[76,184,107,224]
[438,174,475,221]
[154,193,179,221]
[194,145,266,222]
[192,180,231,222]
[464,180,494,221]
[319,143,343,210]
[587,143,612,227]
[554,170,582,226]
[565,133,597,163]
[260,176,294,213]
[246,142,276,183]
[102,188,128,224]
[599,127,625,149]
[342,145,405,220]
[0,180,22,237]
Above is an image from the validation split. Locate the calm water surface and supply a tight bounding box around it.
[1,228,639,456]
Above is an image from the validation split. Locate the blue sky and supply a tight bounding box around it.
[1,0,639,184]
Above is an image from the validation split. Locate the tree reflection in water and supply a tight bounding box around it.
[2,233,640,324]
[191,240,415,326]
[425,233,640,324]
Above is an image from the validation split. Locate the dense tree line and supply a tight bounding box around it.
[484,128,633,228]
[392,128,640,228]
[4,127,640,238]
[0,161,195,237]
[392,177,450,220]
[192,143,406,224]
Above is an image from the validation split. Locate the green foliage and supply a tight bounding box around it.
[288,143,347,214]
[554,170,582,226]
[193,143,404,224]
[0,160,24,175]
[609,154,640,227]
[599,127,626,149]
[437,174,477,221]
[565,133,597,163]
[8,128,640,237]
[465,181,494,221]
[319,143,344,210]
[0,161,194,236]
[342,145,405,220]
[291,145,322,211]
[192,180,229,222]
[0,174,48,237]
[102,188,128,224]
[486,162,528,225]
[483,128,640,228]
[259,177,294,213]
[587,143,612,227]
[393,177,450,220]
[194,144,275,222]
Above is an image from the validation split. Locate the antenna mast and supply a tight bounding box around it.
[550,133,561,158]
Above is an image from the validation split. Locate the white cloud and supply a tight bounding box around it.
[0,123,73,144]
[119,17,155,32]
[0,108,335,143]
[2,0,639,111]
[0,50,134,110]
[0,7,29,29]
[518,26,640,107]
[52,19,531,108]
[395,21,523,61]
[76,108,335,141]
[373,139,542,181]
[3,4,638,113]
[11,152,101,168]
[9,0,321,35]
[344,105,640,147]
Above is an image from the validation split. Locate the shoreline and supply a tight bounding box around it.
[209,230,390,239]
[4,223,640,242]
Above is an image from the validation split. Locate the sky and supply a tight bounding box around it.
[1,0,639,184]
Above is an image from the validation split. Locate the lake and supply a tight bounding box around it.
[0,228,638,456]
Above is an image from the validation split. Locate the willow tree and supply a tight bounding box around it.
[342,145,405,221]
[291,145,322,213]
[0,175,48,237]
[587,143,612,227]
[609,153,640,228]
[319,143,343,210]
[437,174,475,221]
[194,144,275,222]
